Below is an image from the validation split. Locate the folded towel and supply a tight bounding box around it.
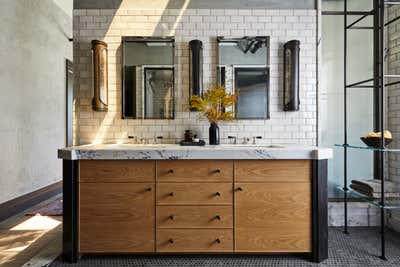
[350,179,400,195]
[349,184,400,199]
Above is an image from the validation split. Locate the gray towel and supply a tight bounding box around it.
[351,179,399,193]
[350,183,400,198]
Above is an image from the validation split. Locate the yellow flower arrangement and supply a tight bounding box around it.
[190,87,238,124]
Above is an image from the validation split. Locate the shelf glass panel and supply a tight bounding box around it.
[334,143,400,152]
[335,187,400,210]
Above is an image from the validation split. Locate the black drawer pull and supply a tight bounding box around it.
[215,215,221,220]
[215,238,221,244]
[214,169,221,173]
[168,169,174,174]
[169,192,175,197]
[169,215,175,220]
[236,187,243,192]
[215,192,221,197]
[145,187,152,192]
[169,238,174,244]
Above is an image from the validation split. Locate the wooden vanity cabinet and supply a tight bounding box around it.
[76,159,316,255]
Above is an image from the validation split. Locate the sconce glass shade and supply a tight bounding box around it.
[283,40,300,111]
[189,40,203,106]
[91,40,108,111]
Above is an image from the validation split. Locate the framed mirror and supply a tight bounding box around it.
[217,36,270,119]
[122,37,175,119]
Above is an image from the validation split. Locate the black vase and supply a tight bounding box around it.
[209,123,220,145]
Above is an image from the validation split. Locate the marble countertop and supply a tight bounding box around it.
[58,144,333,160]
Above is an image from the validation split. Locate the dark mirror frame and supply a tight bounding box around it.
[217,36,270,120]
[121,36,175,119]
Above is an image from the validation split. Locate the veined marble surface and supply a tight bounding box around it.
[58,144,333,160]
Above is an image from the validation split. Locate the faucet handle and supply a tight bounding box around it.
[155,136,163,144]
[128,135,137,144]
[227,136,237,144]
[252,136,262,144]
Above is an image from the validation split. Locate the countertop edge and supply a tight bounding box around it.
[58,146,333,160]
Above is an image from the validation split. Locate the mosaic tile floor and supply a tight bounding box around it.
[50,227,400,266]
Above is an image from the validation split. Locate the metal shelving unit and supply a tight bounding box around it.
[338,0,400,260]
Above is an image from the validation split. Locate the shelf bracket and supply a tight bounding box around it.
[346,78,374,88]
[385,80,400,87]
[385,15,400,26]
[346,10,374,29]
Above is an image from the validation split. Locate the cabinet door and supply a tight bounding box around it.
[235,182,311,252]
[79,183,155,253]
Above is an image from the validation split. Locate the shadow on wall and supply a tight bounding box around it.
[73,0,191,144]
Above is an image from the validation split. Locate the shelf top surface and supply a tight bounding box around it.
[335,144,400,152]
[336,187,400,210]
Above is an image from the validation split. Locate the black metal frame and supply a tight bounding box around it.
[121,36,175,120]
[340,0,400,260]
[216,36,271,120]
[311,160,328,262]
[63,160,79,263]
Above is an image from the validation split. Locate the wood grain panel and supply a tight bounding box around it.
[235,182,311,252]
[156,229,233,252]
[235,227,311,252]
[79,183,155,253]
[157,206,233,228]
[235,160,311,182]
[157,160,233,182]
[79,160,155,183]
[157,183,233,205]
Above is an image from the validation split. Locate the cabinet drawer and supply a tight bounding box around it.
[156,229,233,252]
[79,183,155,253]
[235,160,311,182]
[157,160,233,182]
[157,206,233,228]
[157,183,233,205]
[235,227,311,252]
[79,160,155,183]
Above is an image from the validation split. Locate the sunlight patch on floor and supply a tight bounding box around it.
[0,215,62,266]
[11,215,61,231]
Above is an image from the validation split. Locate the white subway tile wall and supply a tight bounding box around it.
[73,8,317,145]
[387,6,400,232]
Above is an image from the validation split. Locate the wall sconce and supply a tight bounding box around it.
[283,40,300,111]
[189,40,203,108]
[91,40,108,111]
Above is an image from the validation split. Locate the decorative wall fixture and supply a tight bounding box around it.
[91,40,108,111]
[283,40,300,111]
[189,40,203,106]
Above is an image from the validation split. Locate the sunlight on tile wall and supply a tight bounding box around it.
[73,8,317,145]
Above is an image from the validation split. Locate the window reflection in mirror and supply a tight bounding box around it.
[217,36,270,119]
[122,37,174,119]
